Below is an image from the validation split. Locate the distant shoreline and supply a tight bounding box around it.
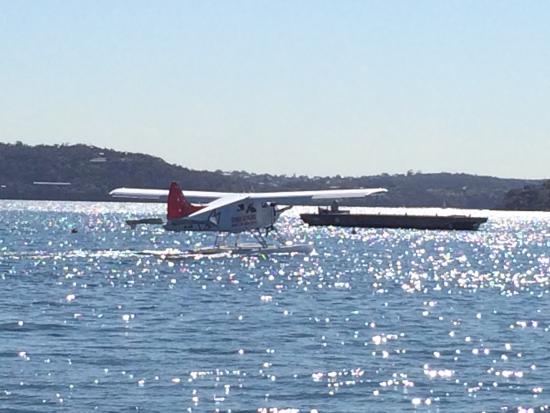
[1,142,548,210]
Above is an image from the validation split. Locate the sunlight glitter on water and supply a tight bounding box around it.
[1,201,550,411]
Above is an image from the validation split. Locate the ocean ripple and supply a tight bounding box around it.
[1,201,550,411]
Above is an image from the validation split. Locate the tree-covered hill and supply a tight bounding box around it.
[502,181,550,211]
[0,142,542,209]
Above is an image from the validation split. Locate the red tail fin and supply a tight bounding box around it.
[167,182,203,219]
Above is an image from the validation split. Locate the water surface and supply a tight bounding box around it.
[1,201,549,412]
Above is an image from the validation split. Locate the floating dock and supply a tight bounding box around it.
[300,208,488,230]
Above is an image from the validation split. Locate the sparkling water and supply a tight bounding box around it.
[1,201,549,412]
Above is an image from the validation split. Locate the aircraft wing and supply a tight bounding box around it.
[109,186,387,206]
[109,187,229,203]
[248,188,387,205]
[185,194,249,222]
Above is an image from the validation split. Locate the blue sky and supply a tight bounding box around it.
[1,1,549,178]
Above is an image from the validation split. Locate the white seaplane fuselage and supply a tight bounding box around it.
[165,200,283,233]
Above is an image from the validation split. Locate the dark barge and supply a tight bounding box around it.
[300,208,488,230]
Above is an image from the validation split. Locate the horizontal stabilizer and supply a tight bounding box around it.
[125,218,164,229]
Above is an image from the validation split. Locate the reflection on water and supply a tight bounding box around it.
[1,200,550,411]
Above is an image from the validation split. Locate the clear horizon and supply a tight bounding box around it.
[1,1,549,179]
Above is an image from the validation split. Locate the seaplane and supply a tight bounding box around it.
[110,182,386,256]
